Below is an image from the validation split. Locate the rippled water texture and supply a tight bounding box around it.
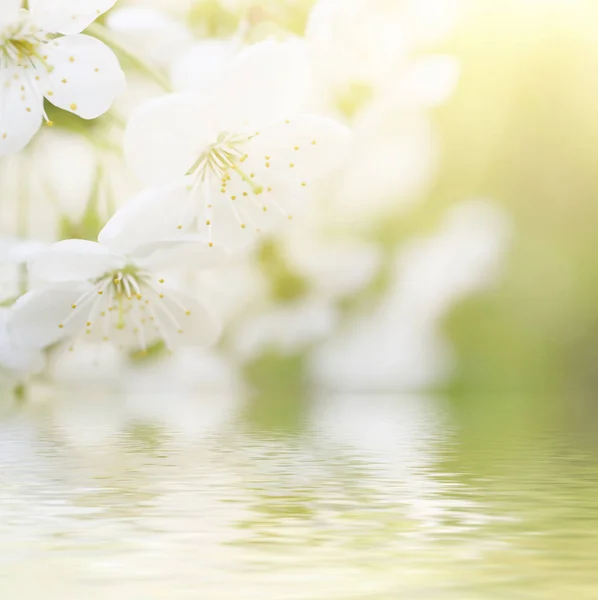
[1,390,598,599]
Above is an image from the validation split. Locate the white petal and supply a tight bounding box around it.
[0,0,21,30]
[0,309,45,374]
[42,34,125,119]
[124,93,220,185]
[98,181,195,254]
[107,7,193,69]
[171,39,239,93]
[0,66,43,156]
[131,237,230,272]
[399,55,460,108]
[211,39,312,131]
[8,282,93,349]
[29,0,117,35]
[157,290,221,349]
[29,239,126,284]
[245,114,352,184]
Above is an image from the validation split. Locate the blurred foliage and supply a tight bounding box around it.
[431,2,598,395]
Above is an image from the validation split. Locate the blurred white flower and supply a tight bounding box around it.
[0,0,125,156]
[170,38,240,93]
[9,191,227,357]
[0,308,44,377]
[231,233,382,359]
[309,200,511,391]
[106,6,193,68]
[124,40,351,252]
[306,0,410,112]
[0,127,140,242]
[0,235,45,302]
[232,296,339,360]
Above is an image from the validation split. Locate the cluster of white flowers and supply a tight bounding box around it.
[0,0,508,395]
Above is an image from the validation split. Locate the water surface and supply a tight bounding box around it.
[1,390,597,599]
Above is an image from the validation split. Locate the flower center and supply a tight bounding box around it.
[0,17,48,65]
[186,131,265,196]
[57,267,193,355]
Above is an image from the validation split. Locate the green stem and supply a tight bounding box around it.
[86,22,173,93]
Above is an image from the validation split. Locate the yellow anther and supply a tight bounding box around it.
[243,192,248,197]
[98,291,103,295]
[265,162,270,168]
[206,219,211,225]
[159,279,165,284]
[71,304,77,309]
[289,163,295,168]
[159,294,164,299]
[209,242,214,247]
[45,120,53,127]
[240,224,246,229]
[86,322,91,327]
[69,56,75,62]
[294,146,299,151]
[58,324,64,329]
[185,311,191,316]
[312,140,317,145]
[231,195,236,200]
[70,103,77,111]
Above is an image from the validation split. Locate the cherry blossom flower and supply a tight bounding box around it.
[0,0,125,156]
[123,40,351,252]
[9,186,228,357]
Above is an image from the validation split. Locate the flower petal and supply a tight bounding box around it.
[211,39,312,132]
[29,0,117,35]
[8,282,93,349]
[154,289,221,349]
[98,181,195,255]
[42,34,125,119]
[29,239,126,284]
[170,39,239,93]
[0,66,43,156]
[131,237,230,273]
[0,0,22,30]
[124,93,220,186]
[245,114,352,183]
[0,308,45,374]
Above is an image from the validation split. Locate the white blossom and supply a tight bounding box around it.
[0,0,125,156]
[309,200,511,391]
[123,40,351,252]
[9,187,228,357]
